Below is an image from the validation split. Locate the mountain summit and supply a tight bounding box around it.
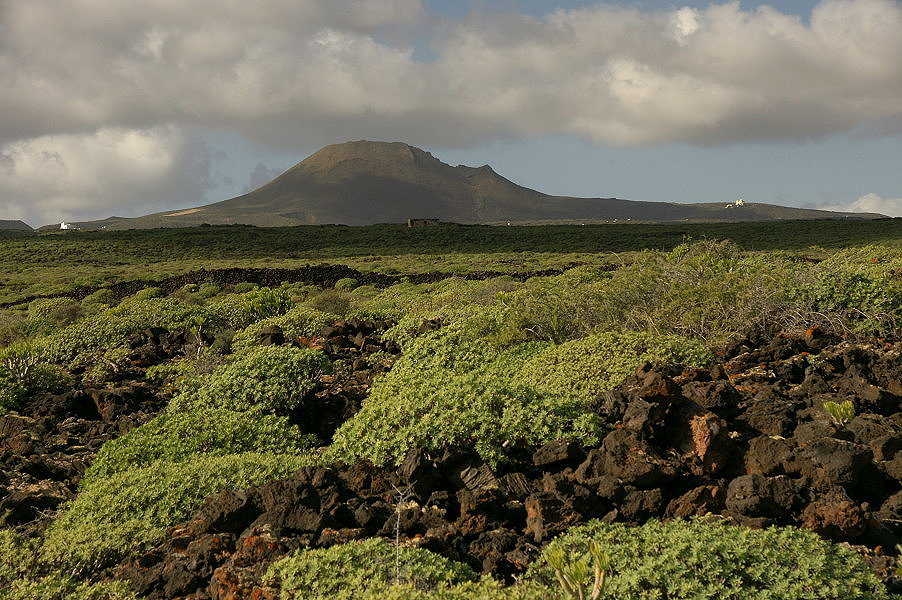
[54,141,885,229]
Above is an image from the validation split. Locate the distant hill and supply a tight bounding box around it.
[0,220,32,231]
[53,141,885,230]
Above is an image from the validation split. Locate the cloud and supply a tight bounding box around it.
[0,0,900,149]
[0,126,213,226]
[823,193,902,217]
[1,0,902,222]
[244,163,286,193]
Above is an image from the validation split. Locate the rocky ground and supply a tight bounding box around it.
[2,325,900,598]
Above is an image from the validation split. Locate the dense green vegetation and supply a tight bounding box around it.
[1,223,901,597]
[265,538,478,600]
[41,453,317,571]
[260,521,892,600]
[1,219,900,304]
[524,519,892,599]
[327,327,710,467]
[82,409,316,483]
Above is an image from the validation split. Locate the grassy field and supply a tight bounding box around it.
[1,220,901,599]
[1,219,900,304]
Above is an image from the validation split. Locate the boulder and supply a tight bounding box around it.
[532,439,585,468]
[726,474,798,519]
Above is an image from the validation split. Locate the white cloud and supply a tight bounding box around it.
[1,0,902,221]
[823,193,902,217]
[0,126,212,226]
[1,0,900,148]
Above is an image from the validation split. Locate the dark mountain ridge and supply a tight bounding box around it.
[0,220,32,231]
[42,141,885,229]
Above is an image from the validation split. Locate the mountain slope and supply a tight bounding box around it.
[0,220,32,231]
[56,141,885,229]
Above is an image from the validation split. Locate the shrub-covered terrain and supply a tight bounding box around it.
[0,226,900,599]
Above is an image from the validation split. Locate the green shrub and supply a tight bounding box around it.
[168,345,330,414]
[0,368,26,413]
[230,305,338,352]
[306,288,351,316]
[4,522,136,599]
[41,453,315,571]
[130,287,163,301]
[329,325,709,467]
[327,329,583,467]
[83,409,317,484]
[524,519,892,599]
[0,530,37,587]
[516,331,711,401]
[233,282,258,293]
[82,344,132,384]
[241,286,291,321]
[808,271,901,334]
[27,297,84,324]
[197,282,221,298]
[144,360,203,396]
[0,343,70,412]
[265,538,476,600]
[356,578,551,600]
[334,277,359,291]
[40,298,214,364]
[81,288,116,310]
[1,575,137,600]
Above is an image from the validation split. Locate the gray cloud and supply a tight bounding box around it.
[0,126,214,225]
[823,193,902,217]
[1,0,901,223]
[3,0,900,146]
[244,162,286,193]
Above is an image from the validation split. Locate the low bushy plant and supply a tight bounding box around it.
[3,526,137,599]
[82,409,316,484]
[0,343,70,412]
[130,287,163,301]
[27,297,84,324]
[355,578,551,600]
[40,297,214,364]
[0,530,37,587]
[144,360,203,396]
[241,286,291,321]
[230,305,338,351]
[0,368,26,413]
[524,518,891,599]
[42,453,315,571]
[334,277,359,291]
[329,325,709,467]
[516,331,711,401]
[1,575,137,600]
[167,345,330,414]
[265,538,476,600]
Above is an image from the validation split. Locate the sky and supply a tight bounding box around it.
[1,0,901,227]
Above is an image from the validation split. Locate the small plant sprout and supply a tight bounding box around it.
[390,482,414,585]
[545,539,610,600]
[823,400,855,426]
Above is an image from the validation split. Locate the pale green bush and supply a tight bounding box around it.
[1,575,137,600]
[265,538,476,600]
[167,345,330,414]
[328,325,708,467]
[41,453,315,571]
[516,331,711,399]
[524,519,891,599]
[40,298,214,364]
[230,305,338,351]
[82,409,316,484]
